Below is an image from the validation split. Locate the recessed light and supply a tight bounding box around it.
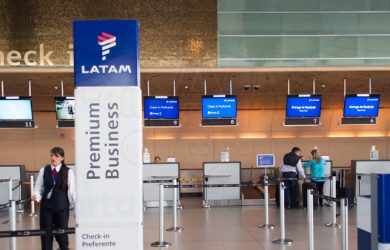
[321,84,326,88]
[184,86,189,89]
[54,86,58,90]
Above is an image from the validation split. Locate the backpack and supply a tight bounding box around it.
[283,152,299,167]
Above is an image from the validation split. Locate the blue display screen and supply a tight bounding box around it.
[286,95,322,118]
[202,96,237,119]
[257,154,275,168]
[344,95,380,117]
[0,97,33,120]
[144,96,179,119]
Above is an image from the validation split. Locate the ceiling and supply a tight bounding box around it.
[0,68,389,111]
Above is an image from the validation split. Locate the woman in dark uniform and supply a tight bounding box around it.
[33,147,76,250]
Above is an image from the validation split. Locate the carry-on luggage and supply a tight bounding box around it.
[338,187,354,208]
[302,182,319,208]
[336,169,354,208]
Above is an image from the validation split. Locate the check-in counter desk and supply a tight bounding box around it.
[143,163,180,208]
[0,165,25,205]
[203,162,241,206]
[352,160,390,198]
[351,160,390,249]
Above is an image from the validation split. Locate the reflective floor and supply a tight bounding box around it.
[0,197,357,250]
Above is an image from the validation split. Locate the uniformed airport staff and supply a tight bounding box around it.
[33,147,76,250]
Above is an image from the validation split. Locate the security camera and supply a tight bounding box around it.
[253,85,261,90]
[242,84,251,90]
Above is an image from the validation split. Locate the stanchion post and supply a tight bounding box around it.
[259,176,275,229]
[151,184,171,248]
[341,198,349,250]
[272,182,293,245]
[17,181,24,213]
[29,175,37,217]
[167,179,183,232]
[325,176,340,228]
[8,178,13,201]
[9,200,16,250]
[203,177,210,209]
[307,189,314,250]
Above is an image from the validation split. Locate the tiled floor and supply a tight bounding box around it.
[0,197,357,250]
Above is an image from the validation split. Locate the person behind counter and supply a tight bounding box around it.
[304,149,326,206]
[154,156,162,163]
[281,147,306,209]
[33,147,75,250]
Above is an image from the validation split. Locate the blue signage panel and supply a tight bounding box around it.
[202,95,237,119]
[286,95,322,118]
[73,20,140,87]
[144,96,179,119]
[344,94,380,117]
[378,174,390,244]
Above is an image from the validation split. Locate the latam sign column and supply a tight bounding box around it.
[73,20,143,250]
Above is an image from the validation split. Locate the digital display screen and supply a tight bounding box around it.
[144,96,179,119]
[286,95,322,118]
[344,94,380,117]
[55,97,75,120]
[202,95,237,119]
[256,154,275,168]
[0,97,33,120]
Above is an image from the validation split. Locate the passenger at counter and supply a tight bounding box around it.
[154,156,162,163]
[33,147,75,250]
[281,147,306,209]
[304,149,326,206]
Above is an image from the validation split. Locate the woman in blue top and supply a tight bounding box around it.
[304,149,326,206]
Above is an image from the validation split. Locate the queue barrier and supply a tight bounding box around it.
[0,176,345,250]
[0,228,75,238]
[307,189,349,250]
[151,176,347,249]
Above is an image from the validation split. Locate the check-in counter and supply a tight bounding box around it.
[203,161,241,206]
[352,160,390,198]
[0,165,25,205]
[143,162,180,208]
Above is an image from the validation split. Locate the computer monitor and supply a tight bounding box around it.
[286,95,322,118]
[144,96,179,119]
[256,154,275,168]
[55,97,75,120]
[202,95,237,119]
[343,94,380,117]
[0,96,33,121]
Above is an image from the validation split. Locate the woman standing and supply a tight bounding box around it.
[33,147,76,250]
[304,149,326,206]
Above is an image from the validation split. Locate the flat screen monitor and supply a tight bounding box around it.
[343,94,380,117]
[0,97,33,121]
[144,96,179,119]
[286,95,322,118]
[202,95,237,119]
[256,154,275,168]
[55,97,75,120]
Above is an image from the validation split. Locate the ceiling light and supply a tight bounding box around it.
[321,84,326,88]
[184,86,189,89]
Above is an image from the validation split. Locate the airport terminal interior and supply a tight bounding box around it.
[0,0,390,250]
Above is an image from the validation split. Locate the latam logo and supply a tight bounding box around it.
[80,32,132,75]
[98,32,116,61]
